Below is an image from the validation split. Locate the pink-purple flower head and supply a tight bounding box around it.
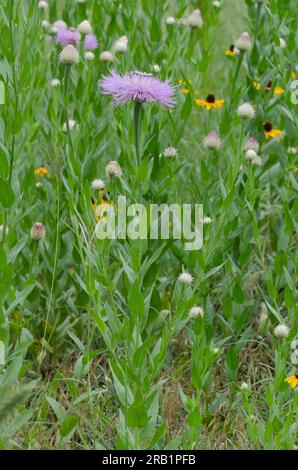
[100,70,176,108]
[84,34,98,50]
[56,28,81,46]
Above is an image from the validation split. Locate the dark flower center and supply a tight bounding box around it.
[206,94,215,103]
[265,80,272,89]
[264,122,272,132]
[230,44,235,51]
[295,373,298,379]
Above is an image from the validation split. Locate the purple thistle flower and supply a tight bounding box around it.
[84,34,98,50]
[100,70,176,108]
[56,28,81,46]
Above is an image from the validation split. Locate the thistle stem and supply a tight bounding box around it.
[134,101,142,166]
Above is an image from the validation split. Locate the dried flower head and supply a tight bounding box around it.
[237,102,255,119]
[178,271,193,285]
[203,130,222,150]
[105,161,122,178]
[235,32,252,52]
[59,44,80,64]
[203,216,212,225]
[100,70,175,108]
[30,222,46,240]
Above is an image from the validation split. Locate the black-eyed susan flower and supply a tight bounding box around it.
[264,81,284,96]
[285,373,298,389]
[34,165,49,177]
[264,122,283,139]
[225,45,237,57]
[195,94,224,111]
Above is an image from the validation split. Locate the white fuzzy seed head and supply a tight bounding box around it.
[38,1,48,9]
[245,149,258,161]
[53,20,67,30]
[203,216,212,225]
[78,20,93,34]
[59,44,80,64]
[100,51,114,62]
[235,32,252,52]
[274,324,289,338]
[203,130,222,150]
[178,271,193,285]
[51,78,61,87]
[237,102,255,119]
[185,9,203,28]
[85,51,95,61]
[114,36,128,53]
[41,20,50,30]
[91,179,105,190]
[213,1,221,7]
[30,222,46,240]
[105,161,122,178]
[245,137,260,153]
[163,146,178,158]
[251,156,262,166]
[240,382,249,391]
[166,16,176,25]
[62,119,77,132]
[189,306,204,318]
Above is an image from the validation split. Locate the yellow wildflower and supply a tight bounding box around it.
[264,122,283,139]
[34,165,49,177]
[285,373,298,389]
[195,94,224,111]
[274,86,284,96]
[225,45,236,57]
